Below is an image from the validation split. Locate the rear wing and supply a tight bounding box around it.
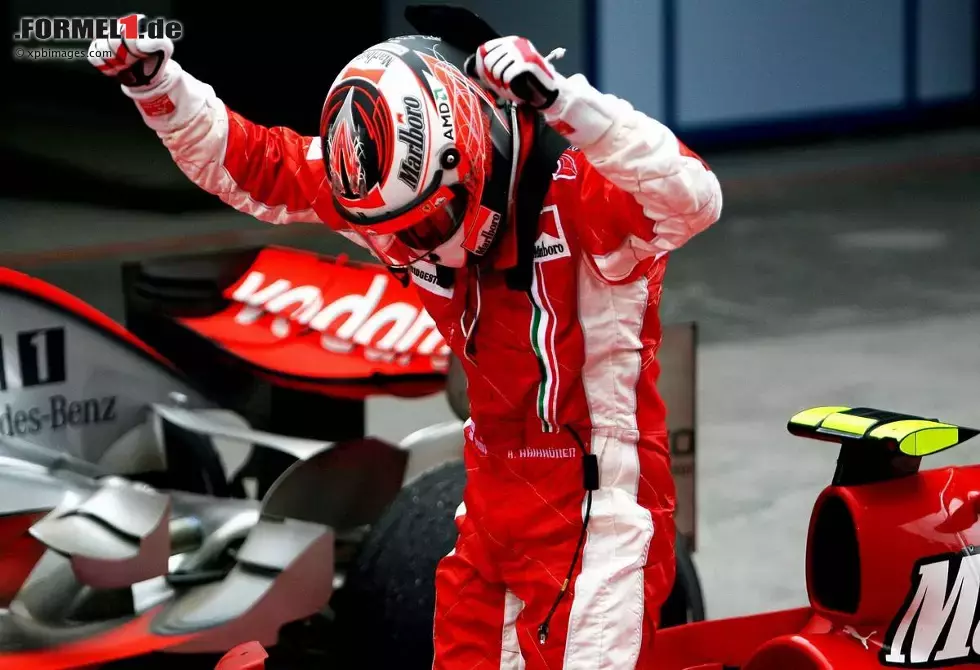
[788,406,978,457]
[125,247,449,402]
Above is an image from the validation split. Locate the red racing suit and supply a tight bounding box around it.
[124,60,722,669]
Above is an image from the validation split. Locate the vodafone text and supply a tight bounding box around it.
[231,272,449,364]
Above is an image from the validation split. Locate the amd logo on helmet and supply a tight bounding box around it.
[397,96,426,191]
[432,85,454,141]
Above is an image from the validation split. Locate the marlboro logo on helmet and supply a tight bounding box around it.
[397,96,427,192]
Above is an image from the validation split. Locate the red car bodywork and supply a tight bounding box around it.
[652,412,980,670]
[224,454,980,670]
[0,268,174,368]
[176,247,450,399]
[654,478,980,668]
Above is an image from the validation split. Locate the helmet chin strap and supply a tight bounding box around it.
[502,102,523,236]
[454,102,530,270]
[424,99,546,274]
[426,101,522,271]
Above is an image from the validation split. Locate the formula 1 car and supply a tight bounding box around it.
[0,244,703,669]
[230,404,980,669]
[649,405,980,670]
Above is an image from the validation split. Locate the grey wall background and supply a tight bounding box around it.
[675,0,905,127]
[918,0,977,101]
[384,0,977,137]
[596,0,977,137]
[599,0,666,122]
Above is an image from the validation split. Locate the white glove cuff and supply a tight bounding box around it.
[542,73,618,147]
[122,60,211,133]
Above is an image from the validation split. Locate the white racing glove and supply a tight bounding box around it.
[88,15,174,91]
[465,36,566,110]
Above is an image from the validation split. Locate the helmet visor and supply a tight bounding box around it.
[354,185,470,267]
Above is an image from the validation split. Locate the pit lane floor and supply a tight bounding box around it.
[1,129,978,653]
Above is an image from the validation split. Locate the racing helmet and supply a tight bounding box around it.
[320,35,515,268]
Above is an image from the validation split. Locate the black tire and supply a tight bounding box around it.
[659,533,706,627]
[446,355,470,421]
[335,461,706,666]
[332,461,465,670]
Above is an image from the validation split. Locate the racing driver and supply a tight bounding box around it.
[90,23,722,669]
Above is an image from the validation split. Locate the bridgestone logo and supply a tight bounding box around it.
[410,266,438,285]
[397,96,425,191]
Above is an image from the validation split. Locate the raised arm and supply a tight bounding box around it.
[468,36,722,254]
[89,27,342,229]
[542,75,722,253]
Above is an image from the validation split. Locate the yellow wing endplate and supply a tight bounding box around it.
[787,406,980,457]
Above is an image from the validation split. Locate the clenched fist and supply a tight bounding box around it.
[88,14,173,90]
[465,36,564,110]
